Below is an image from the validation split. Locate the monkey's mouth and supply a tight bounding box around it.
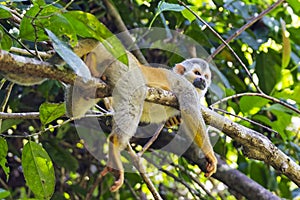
[193,78,206,90]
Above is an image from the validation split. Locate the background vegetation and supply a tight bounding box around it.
[0,0,299,199]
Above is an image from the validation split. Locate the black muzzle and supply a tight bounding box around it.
[193,77,206,90]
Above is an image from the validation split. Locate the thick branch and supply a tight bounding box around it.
[0,49,74,84]
[0,49,109,97]
[202,107,300,187]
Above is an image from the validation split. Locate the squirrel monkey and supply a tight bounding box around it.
[71,42,217,192]
[2,39,217,192]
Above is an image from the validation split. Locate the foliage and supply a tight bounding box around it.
[0,0,299,199]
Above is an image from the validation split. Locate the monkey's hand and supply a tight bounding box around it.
[204,151,217,177]
[100,166,124,192]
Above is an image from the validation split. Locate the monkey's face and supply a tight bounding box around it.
[173,58,211,96]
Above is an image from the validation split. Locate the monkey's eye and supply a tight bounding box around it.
[195,71,201,76]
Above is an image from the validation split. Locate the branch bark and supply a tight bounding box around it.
[202,107,300,187]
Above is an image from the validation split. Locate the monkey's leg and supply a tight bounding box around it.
[100,133,127,192]
[101,67,147,191]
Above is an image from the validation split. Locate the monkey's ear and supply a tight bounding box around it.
[173,64,186,75]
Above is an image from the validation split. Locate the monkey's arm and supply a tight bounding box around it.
[181,110,217,176]
[166,70,217,177]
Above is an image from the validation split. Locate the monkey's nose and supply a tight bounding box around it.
[193,78,206,90]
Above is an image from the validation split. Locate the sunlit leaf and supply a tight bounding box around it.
[19,5,77,44]
[181,7,197,22]
[0,188,10,199]
[0,5,12,19]
[63,11,128,65]
[22,141,55,199]
[39,102,66,125]
[0,26,12,50]
[152,2,196,25]
[287,0,300,14]
[240,96,269,115]
[280,19,291,68]
[32,0,46,6]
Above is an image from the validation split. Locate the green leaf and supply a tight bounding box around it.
[22,141,55,199]
[0,26,12,50]
[181,7,197,22]
[266,105,292,141]
[19,5,77,44]
[32,0,46,6]
[273,84,300,104]
[249,161,268,187]
[154,2,196,23]
[0,137,9,180]
[157,1,184,12]
[43,141,79,172]
[0,5,12,19]
[150,1,183,30]
[252,115,272,127]
[256,51,281,94]
[0,119,23,133]
[239,96,269,115]
[287,0,300,14]
[45,29,92,82]
[0,138,7,160]
[280,19,291,68]
[0,188,10,199]
[39,102,66,125]
[63,11,128,65]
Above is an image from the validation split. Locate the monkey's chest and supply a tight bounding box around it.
[140,102,180,124]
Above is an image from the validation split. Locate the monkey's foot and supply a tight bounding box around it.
[100,166,124,192]
[204,151,218,177]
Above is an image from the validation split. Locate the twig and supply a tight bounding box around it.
[210,0,285,60]
[127,144,163,200]
[212,107,279,135]
[31,6,44,60]
[144,155,201,200]
[178,0,263,94]
[103,0,148,64]
[0,82,14,112]
[0,112,40,119]
[0,118,72,138]
[210,92,300,115]
[138,124,164,156]
[10,47,52,59]
[0,23,36,57]
[152,151,216,200]
[124,179,141,199]
[85,171,104,200]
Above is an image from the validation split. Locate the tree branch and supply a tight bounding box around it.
[202,107,300,187]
